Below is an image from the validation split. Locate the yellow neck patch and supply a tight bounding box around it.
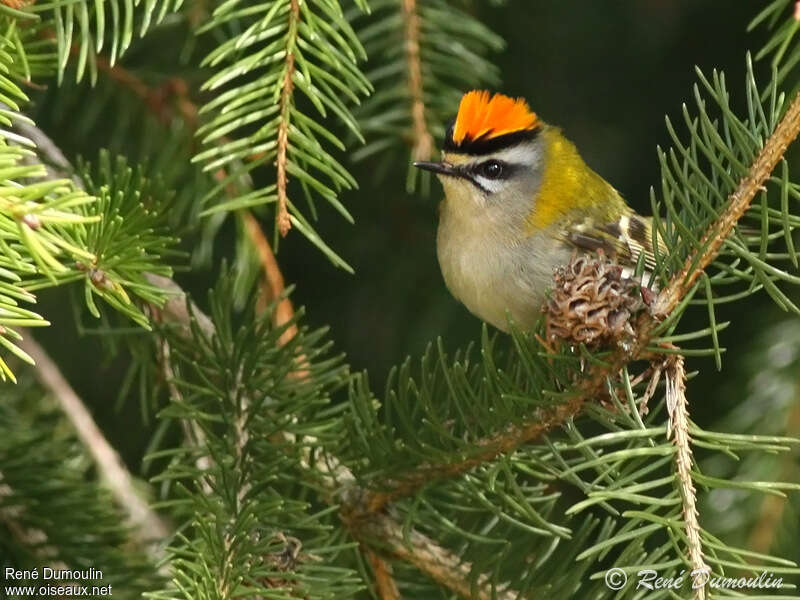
[527,128,622,232]
[452,91,538,144]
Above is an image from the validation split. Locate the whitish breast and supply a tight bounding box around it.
[436,201,565,332]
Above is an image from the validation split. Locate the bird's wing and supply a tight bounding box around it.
[564,213,665,271]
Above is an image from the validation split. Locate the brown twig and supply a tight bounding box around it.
[665,353,708,600]
[18,336,170,548]
[366,551,402,600]
[101,62,298,339]
[275,0,300,237]
[345,510,515,600]
[364,377,592,512]
[402,0,434,162]
[242,211,298,345]
[242,211,309,378]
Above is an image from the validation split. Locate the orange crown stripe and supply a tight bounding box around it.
[452,91,538,145]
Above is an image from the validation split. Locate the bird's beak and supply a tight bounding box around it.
[413,161,457,177]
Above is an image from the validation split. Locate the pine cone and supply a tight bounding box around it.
[545,253,644,347]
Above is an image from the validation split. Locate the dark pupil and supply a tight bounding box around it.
[481,160,503,179]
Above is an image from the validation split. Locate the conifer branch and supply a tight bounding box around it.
[144,270,519,599]
[652,89,800,317]
[1,0,185,83]
[195,0,369,267]
[665,353,708,600]
[0,483,68,573]
[148,275,513,599]
[364,315,654,513]
[18,336,170,548]
[81,57,295,320]
[147,256,488,599]
[93,58,299,321]
[276,0,300,237]
[20,92,287,342]
[402,0,433,162]
[157,337,215,497]
[0,386,159,591]
[362,357,615,512]
[346,510,516,600]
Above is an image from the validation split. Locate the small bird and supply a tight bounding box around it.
[414,90,659,332]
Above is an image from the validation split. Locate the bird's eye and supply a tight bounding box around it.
[479,160,505,179]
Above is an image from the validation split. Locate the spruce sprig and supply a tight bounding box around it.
[193,0,372,270]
